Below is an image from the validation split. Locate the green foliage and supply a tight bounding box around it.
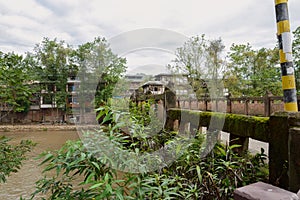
[29,107,268,200]
[225,44,281,97]
[33,38,73,108]
[155,142,268,199]
[168,35,226,99]
[96,104,173,155]
[76,37,127,107]
[128,100,154,126]
[0,136,35,183]
[0,52,34,114]
[30,137,268,199]
[31,140,112,199]
[25,36,126,121]
[292,26,300,94]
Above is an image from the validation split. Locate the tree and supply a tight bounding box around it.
[30,37,126,123]
[76,37,127,108]
[206,38,226,79]
[205,38,226,97]
[32,38,73,122]
[33,38,73,106]
[224,44,281,97]
[0,51,33,123]
[292,26,300,94]
[168,35,226,99]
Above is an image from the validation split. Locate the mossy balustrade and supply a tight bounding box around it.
[165,108,269,142]
[164,109,300,193]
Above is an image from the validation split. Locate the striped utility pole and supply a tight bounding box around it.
[275,0,298,111]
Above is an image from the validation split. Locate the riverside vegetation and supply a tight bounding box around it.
[0,136,35,183]
[26,103,268,200]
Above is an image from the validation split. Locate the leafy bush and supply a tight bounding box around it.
[29,107,268,199]
[143,141,268,199]
[0,136,35,183]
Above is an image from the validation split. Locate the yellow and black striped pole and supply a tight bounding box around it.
[275,0,298,111]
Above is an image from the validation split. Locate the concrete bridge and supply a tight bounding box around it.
[133,90,300,197]
[164,108,300,196]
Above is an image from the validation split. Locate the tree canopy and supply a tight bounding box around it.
[292,26,300,94]
[168,35,226,99]
[224,44,281,97]
[76,37,127,107]
[32,38,73,108]
[0,52,33,114]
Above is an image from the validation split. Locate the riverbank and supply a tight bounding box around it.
[0,124,98,132]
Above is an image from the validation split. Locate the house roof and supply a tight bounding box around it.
[142,81,164,87]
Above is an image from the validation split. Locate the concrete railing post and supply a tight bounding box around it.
[205,96,208,111]
[244,98,249,115]
[269,111,300,192]
[289,127,300,192]
[227,94,232,113]
[264,92,271,117]
[287,112,300,192]
[269,112,289,189]
[229,134,249,156]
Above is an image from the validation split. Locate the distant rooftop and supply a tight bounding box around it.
[154,73,188,77]
[142,81,164,87]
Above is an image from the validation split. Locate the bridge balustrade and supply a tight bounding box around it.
[164,109,300,193]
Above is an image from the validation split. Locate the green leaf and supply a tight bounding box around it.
[91,161,100,170]
[89,182,104,189]
[196,165,202,184]
[229,144,242,150]
[39,153,54,166]
[216,146,226,156]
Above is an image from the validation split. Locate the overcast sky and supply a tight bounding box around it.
[1,0,300,74]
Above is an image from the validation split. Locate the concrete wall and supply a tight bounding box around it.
[178,98,285,116]
[0,108,65,124]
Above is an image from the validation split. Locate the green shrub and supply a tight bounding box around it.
[0,136,35,183]
[29,107,268,200]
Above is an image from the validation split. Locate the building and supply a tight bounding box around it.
[0,72,207,124]
[142,81,165,95]
[154,73,194,97]
[123,74,147,97]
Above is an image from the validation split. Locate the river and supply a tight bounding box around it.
[0,130,79,200]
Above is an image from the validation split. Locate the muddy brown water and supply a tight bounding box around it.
[0,130,79,200]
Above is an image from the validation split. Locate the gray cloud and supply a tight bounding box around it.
[109,28,187,56]
[0,0,299,59]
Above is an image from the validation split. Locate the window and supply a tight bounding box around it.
[68,84,75,92]
[47,84,55,92]
[43,94,52,104]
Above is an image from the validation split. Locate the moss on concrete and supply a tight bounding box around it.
[166,109,270,142]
